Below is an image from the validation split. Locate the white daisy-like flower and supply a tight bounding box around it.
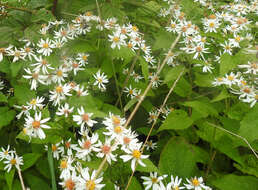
[74,85,89,97]
[8,47,25,62]
[145,140,157,151]
[63,138,78,156]
[76,53,89,66]
[24,112,50,139]
[108,31,126,49]
[102,113,126,128]
[120,142,149,171]
[31,56,54,74]
[96,138,117,164]
[238,61,257,75]
[37,38,55,56]
[14,105,30,119]
[59,156,74,179]
[184,177,208,190]
[77,168,105,190]
[23,68,47,90]
[3,152,23,173]
[59,170,78,190]
[93,70,109,90]
[26,96,45,110]
[73,107,97,131]
[47,142,64,160]
[141,172,167,190]
[167,175,185,190]
[52,66,68,84]
[0,145,15,161]
[220,41,233,55]
[76,133,100,161]
[21,46,35,61]
[49,84,72,106]
[56,103,74,117]
[124,85,137,99]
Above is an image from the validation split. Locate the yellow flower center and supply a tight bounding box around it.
[227,76,234,81]
[123,137,131,144]
[225,45,231,50]
[30,99,37,105]
[209,22,215,28]
[42,59,47,65]
[43,43,49,48]
[235,36,241,42]
[171,24,176,28]
[86,180,96,190]
[97,78,103,83]
[255,94,258,100]
[60,160,67,169]
[112,116,120,126]
[113,37,120,43]
[85,12,92,16]
[132,150,141,159]
[132,26,138,32]
[10,159,16,165]
[173,186,179,190]
[243,87,251,93]
[191,178,200,186]
[114,126,122,134]
[32,120,41,129]
[196,46,202,52]
[25,47,31,53]
[56,70,63,77]
[56,86,63,93]
[52,145,57,151]
[82,55,88,61]
[32,72,39,79]
[151,177,158,183]
[14,51,21,57]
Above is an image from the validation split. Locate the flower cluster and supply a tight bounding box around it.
[140,172,212,190]
[0,146,23,173]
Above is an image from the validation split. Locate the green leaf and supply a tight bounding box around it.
[239,105,258,142]
[227,102,250,120]
[158,110,193,132]
[163,65,186,84]
[0,92,8,103]
[5,169,15,190]
[194,72,214,87]
[220,53,237,75]
[136,158,159,173]
[14,84,36,104]
[24,173,51,190]
[10,62,23,77]
[139,57,149,81]
[128,177,143,190]
[16,131,62,144]
[211,174,258,190]
[124,98,137,112]
[183,99,218,118]
[211,89,231,102]
[0,107,16,129]
[31,9,55,22]
[153,30,176,50]
[159,137,203,177]
[21,153,42,171]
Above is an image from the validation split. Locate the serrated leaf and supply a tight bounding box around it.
[158,110,193,132]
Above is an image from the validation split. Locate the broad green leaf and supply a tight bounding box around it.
[153,30,176,50]
[128,177,143,190]
[14,84,36,104]
[239,105,258,142]
[227,102,250,120]
[183,99,218,118]
[220,53,237,75]
[24,173,51,190]
[124,98,137,112]
[10,61,23,77]
[174,77,191,97]
[139,57,149,81]
[0,107,16,129]
[21,153,42,171]
[136,127,157,136]
[136,158,159,173]
[211,174,258,190]
[194,72,214,87]
[5,169,15,190]
[158,110,193,132]
[163,65,186,84]
[211,89,231,102]
[31,9,55,22]
[0,92,8,103]
[159,137,202,177]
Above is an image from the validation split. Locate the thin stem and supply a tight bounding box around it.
[205,150,216,179]
[115,50,140,107]
[206,122,258,159]
[48,144,57,190]
[17,166,26,190]
[124,33,182,128]
[111,60,123,111]
[125,67,185,190]
[94,156,107,180]
[51,0,58,16]
[0,3,34,13]
[95,0,102,20]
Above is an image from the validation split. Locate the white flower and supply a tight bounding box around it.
[76,53,89,66]
[203,19,220,33]
[8,47,25,62]
[238,61,258,75]
[184,177,208,190]
[141,172,167,190]
[23,68,47,90]
[24,112,50,139]
[59,156,74,179]
[73,107,97,131]
[145,140,157,151]
[48,142,64,160]
[77,168,105,190]
[52,66,68,84]
[31,56,54,74]
[49,84,72,106]
[93,70,109,90]
[124,85,137,99]
[59,170,79,190]
[74,85,89,97]
[14,105,30,119]
[220,41,233,55]
[21,46,35,61]
[37,38,55,56]
[26,96,45,110]
[3,152,23,172]
[96,138,117,164]
[102,113,126,128]
[120,142,149,171]
[167,176,185,190]
[56,103,74,117]
[63,138,78,156]
[76,133,99,161]
[0,145,15,161]
[108,32,126,49]
[188,43,209,60]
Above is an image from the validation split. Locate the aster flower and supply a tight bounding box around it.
[24,112,50,139]
[26,96,45,110]
[49,84,72,106]
[56,103,74,117]
[0,145,15,161]
[23,68,47,90]
[31,56,54,74]
[77,168,105,190]
[141,172,167,190]
[59,156,74,179]
[73,107,97,131]
[37,38,55,56]
[59,170,78,190]
[184,177,208,190]
[120,142,149,171]
[3,152,23,172]
[96,138,117,164]
[93,70,109,90]
[167,176,185,190]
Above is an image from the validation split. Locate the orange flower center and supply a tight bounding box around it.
[65,179,75,190]
[101,145,111,154]
[10,159,16,165]
[86,180,96,190]
[56,86,63,93]
[82,114,89,122]
[32,120,41,129]
[83,140,91,149]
